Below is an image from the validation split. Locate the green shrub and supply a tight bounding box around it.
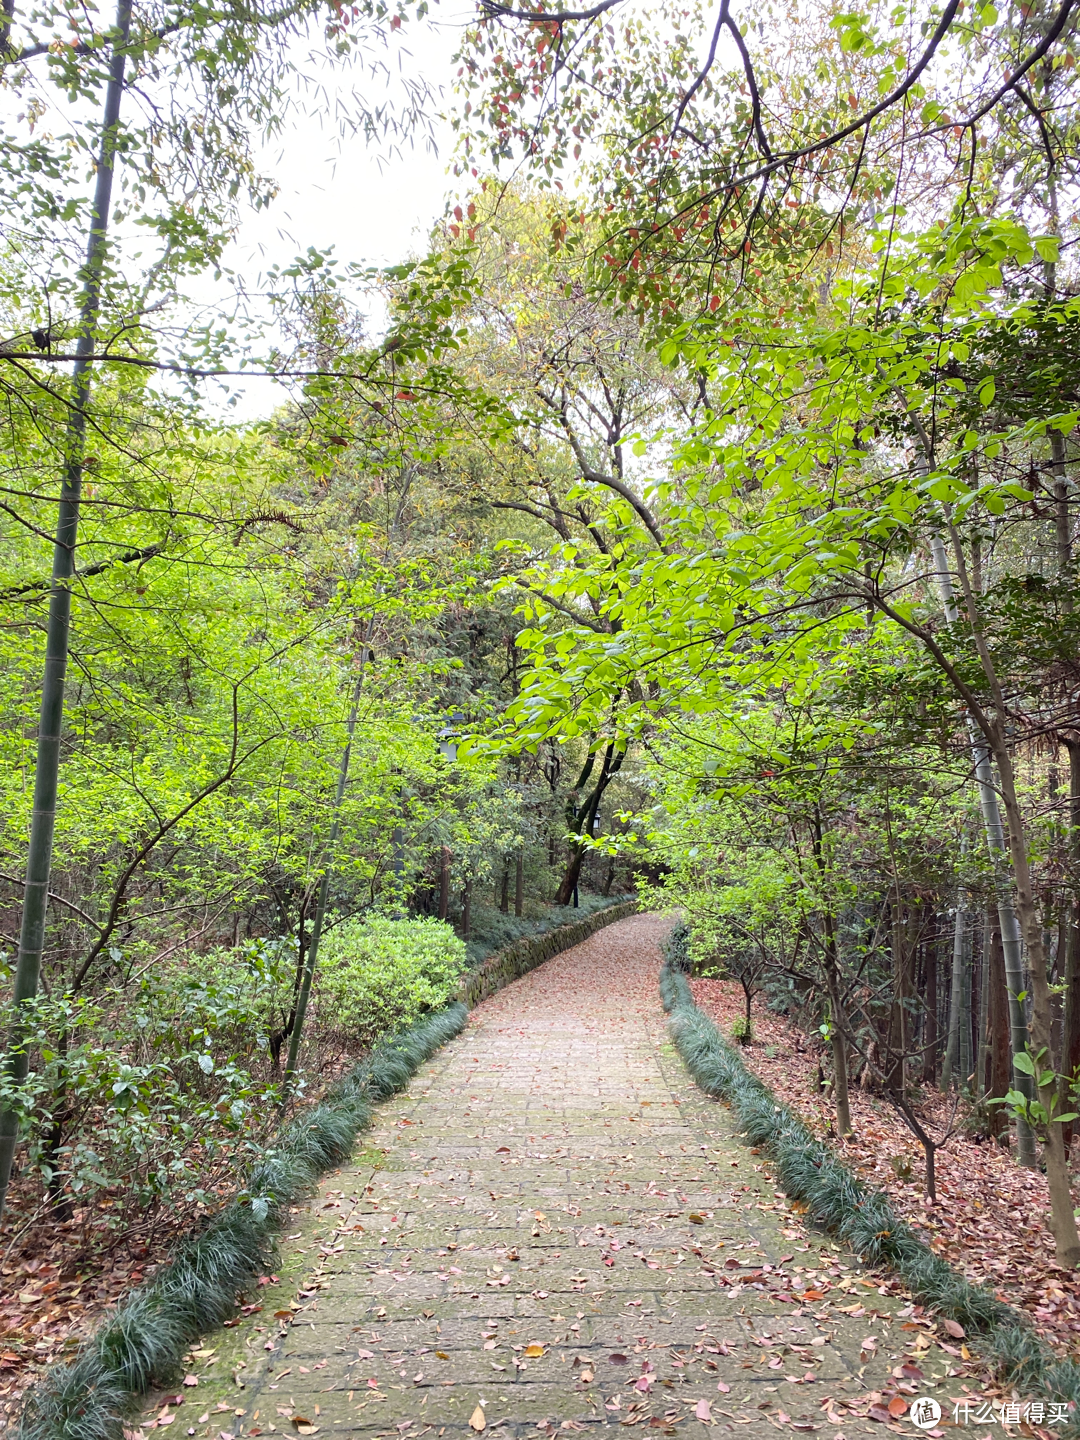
[0,938,294,1217]
[317,915,467,1042]
[731,1014,753,1045]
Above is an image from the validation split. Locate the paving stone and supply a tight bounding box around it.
[161,915,944,1440]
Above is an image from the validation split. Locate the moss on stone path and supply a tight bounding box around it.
[151,916,953,1440]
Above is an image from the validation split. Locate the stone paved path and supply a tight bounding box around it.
[182,915,944,1440]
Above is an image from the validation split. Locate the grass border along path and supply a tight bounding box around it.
[20,898,635,1440]
[659,933,1080,1427]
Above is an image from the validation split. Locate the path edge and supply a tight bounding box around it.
[458,897,637,1008]
[20,899,636,1440]
[659,931,1080,1427]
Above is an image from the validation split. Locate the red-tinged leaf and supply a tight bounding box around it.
[716,1382,731,1394]
[887,1397,908,1418]
[942,1319,965,1339]
[695,1399,711,1422]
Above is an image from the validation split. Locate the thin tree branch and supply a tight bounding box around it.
[0,872,104,932]
[0,543,163,601]
[478,0,622,21]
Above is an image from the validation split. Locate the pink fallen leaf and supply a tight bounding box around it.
[695,1399,711,1422]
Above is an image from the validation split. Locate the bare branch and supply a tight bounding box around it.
[478,0,622,21]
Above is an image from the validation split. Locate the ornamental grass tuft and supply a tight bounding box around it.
[20,1002,470,1440]
[21,904,627,1440]
[659,950,1080,1422]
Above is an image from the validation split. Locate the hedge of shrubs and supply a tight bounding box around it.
[318,914,468,1042]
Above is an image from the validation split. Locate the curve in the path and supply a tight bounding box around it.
[180,914,931,1440]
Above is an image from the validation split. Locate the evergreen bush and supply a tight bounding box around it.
[317,915,467,1041]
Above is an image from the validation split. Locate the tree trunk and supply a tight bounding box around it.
[810,806,852,1135]
[985,914,1012,1138]
[515,851,524,918]
[1061,740,1080,1155]
[438,846,450,921]
[886,901,909,1099]
[499,859,510,914]
[928,531,1037,1165]
[283,659,367,1096]
[824,938,852,1137]
[462,878,472,941]
[950,523,1080,1261]
[1052,429,1071,575]
[943,853,969,1089]
[554,740,624,906]
[922,921,938,1086]
[958,904,973,1085]
[975,904,989,1093]
[555,849,585,907]
[0,0,133,1227]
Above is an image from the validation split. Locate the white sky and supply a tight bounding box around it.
[198,12,472,418]
[2,4,473,419]
[233,22,464,272]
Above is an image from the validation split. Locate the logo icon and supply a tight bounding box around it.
[909,1398,942,1430]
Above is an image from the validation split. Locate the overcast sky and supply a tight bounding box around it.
[191,10,472,418]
